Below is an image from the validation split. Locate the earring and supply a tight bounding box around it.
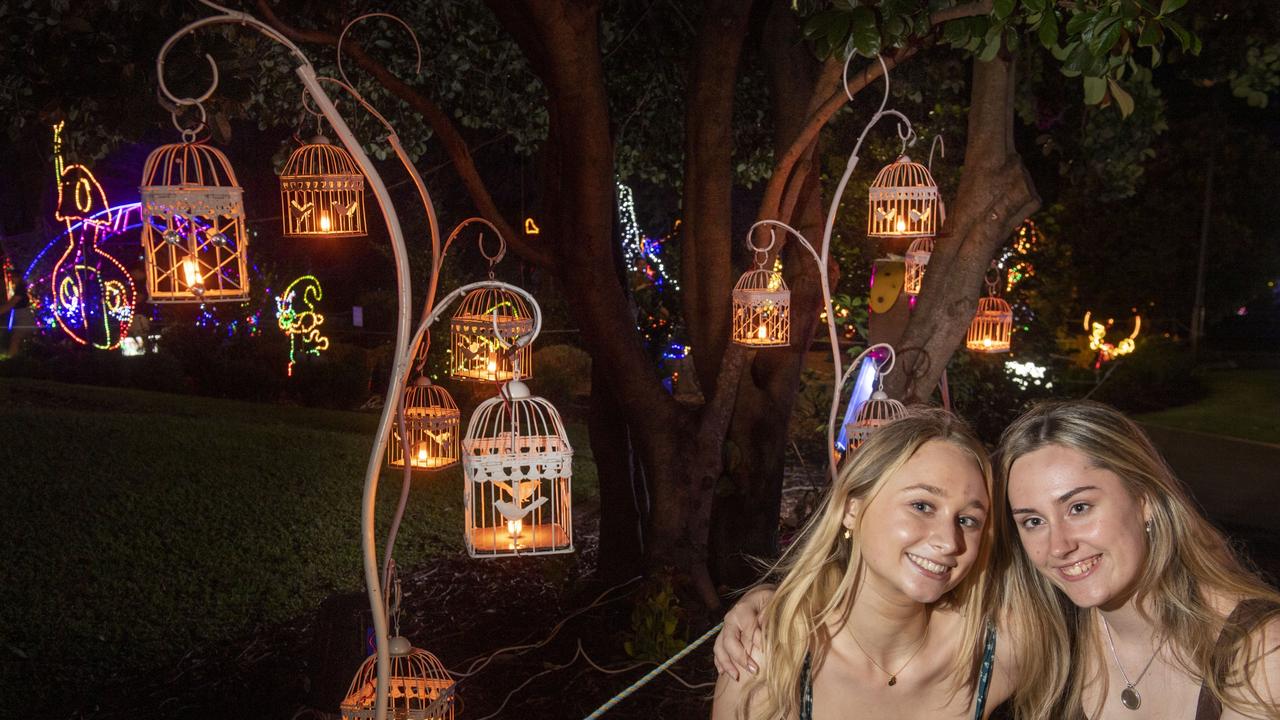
[843,529,852,540]
[1145,520,1153,534]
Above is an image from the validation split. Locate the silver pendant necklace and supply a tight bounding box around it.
[1100,614,1165,711]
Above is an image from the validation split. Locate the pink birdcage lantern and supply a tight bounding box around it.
[967,273,1014,353]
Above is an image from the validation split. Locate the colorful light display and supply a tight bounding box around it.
[275,274,329,376]
[47,122,136,350]
[1083,311,1141,368]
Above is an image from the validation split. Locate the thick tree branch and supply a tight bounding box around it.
[255,0,550,268]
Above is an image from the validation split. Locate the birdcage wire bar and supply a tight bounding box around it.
[966,295,1014,353]
[462,382,573,557]
[387,380,460,471]
[340,644,455,720]
[867,155,940,239]
[732,268,791,347]
[280,138,367,238]
[449,286,534,382]
[903,236,934,296]
[140,141,250,302]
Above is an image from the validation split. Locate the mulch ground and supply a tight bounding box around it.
[60,511,720,720]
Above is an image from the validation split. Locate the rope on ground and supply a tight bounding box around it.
[449,575,642,679]
[581,621,722,719]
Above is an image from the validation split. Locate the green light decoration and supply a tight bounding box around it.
[275,274,329,377]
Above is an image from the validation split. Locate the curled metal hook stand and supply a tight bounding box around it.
[928,135,946,171]
[337,13,424,91]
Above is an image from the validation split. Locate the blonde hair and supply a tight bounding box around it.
[993,399,1280,720]
[741,408,995,719]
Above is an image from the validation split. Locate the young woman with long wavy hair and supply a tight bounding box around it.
[712,409,1018,719]
[716,400,1280,719]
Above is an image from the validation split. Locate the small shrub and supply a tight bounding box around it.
[623,571,687,662]
[1090,337,1205,412]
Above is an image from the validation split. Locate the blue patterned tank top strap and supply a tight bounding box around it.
[972,623,998,720]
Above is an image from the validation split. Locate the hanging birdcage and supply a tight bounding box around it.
[462,380,573,557]
[387,377,461,471]
[903,236,934,296]
[450,286,534,382]
[732,267,790,347]
[845,389,907,451]
[279,136,367,238]
[340,638,455,720]
[967,296,1014,353]
[140,141,250,302]
[868,156,940,239]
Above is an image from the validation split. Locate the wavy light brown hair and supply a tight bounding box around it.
[740,408,995,720]
[992,399,1280,720]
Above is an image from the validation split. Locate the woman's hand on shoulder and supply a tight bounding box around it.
[713,584,775,681]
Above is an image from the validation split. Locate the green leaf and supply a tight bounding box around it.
[993,0,1015,21]
[1063,42,1095,74]
[849,6,881,57]
[978,34,1002,62]
[1038,12,1059,47]
[1091,17,1123,54]
[942,19,971,47]
[1107,77,1135,117]
[1137,22,1162,48]
[1163,18,1190,50]
[1083,75,1107,104]
[1159,0,1189,16]
[1024,0,1049,12]
[1066,11,1094,36]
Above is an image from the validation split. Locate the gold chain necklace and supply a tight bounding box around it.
[847,623,930,687]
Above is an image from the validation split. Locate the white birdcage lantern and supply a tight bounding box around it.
[280,135,367,238]
[387,377,460,471]
[449,286,534,382]
[732,268,790,347]
[903,236,934,296]
[340,638,455,720]
[462,380,573,557]
[868,155,940,239]
[140,140,250,302]
[967,273,1014,353]
[845,389,907,451]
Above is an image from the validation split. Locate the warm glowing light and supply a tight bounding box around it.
[182,258,203,287]
[506,519,523,538]
[416,445,429,465]
[524,217,540,235]
[319,213,331,232]
[486,355,498,374]
[895,218,907,233]
[756,324,767,340]
[1082,310,1141,367]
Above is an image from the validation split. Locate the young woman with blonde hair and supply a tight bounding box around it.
[994,399,1280,719]
[712,408,1018,719]
[717,399,1280,719]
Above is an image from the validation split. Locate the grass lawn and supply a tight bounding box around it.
[1135,368,1280,445]
[0,377,597,708]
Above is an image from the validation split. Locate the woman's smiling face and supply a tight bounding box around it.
[1007,444,1151,609]
[848,440,990,604]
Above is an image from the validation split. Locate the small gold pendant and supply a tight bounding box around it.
[888,676,897,686]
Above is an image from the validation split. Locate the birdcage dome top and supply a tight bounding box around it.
[404,381,459,418]
[465,385,570,447]
[281,137,363,179]
[141,141,241,189]
[906,236,934,261]
[977,295,1013,316]
[453,285,534,323]
[869,155,939,196]
[734,267,789,293]
[340,642,454,719]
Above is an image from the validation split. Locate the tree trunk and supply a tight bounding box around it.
[882,55,1041,402]
[710,0,828,588]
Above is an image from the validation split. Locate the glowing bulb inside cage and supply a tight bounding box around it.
[757,323,768,340]
[416,444,429,466]
[182,258,203,288]
[506,519,523,538]
[895,217,907,233]
[319,213,331,232]
[486,353,498,375]
[982,337,992,349]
